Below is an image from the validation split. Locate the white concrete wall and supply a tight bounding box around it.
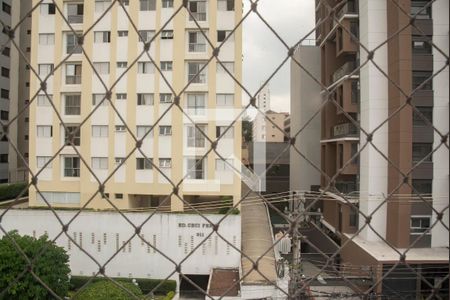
[289,46,322,192]
[358,0,389,241]
[431,0,449,247]
[0,210,241,286]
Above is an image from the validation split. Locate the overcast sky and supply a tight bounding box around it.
[242,0,315,114]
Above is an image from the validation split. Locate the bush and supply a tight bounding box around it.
[0,231,70,299]
[164,291,175,300]
[0,182,28,201]
[70,276,176,295]
[76,280,143,300]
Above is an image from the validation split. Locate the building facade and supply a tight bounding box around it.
[29,0,242,211]
[313,0,448,296]
[0,0,31,183]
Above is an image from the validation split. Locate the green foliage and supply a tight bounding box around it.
[75,280,143,300]
[0,183,28,201]
[70,276,176,295]
[218,197,240,215]
[163,291,175,300]
[242,116,253,143]
[0,231,70,299]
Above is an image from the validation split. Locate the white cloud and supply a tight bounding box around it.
[242,0,316,113]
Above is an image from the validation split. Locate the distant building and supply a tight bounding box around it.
[253,110,289,143]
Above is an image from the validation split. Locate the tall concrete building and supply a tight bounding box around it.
[0,0,31,183]
[295,0,448,296]
[28,0,242,211]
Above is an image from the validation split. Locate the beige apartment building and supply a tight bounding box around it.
[253,110,289,143]
[28,0,242,211]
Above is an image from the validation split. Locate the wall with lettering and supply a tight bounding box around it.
[0,209,241,283]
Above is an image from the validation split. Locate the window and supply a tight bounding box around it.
[217,62,234,73]
[138,30,155,43]
[0,110,9,121]
[41,3,55,15]
[64,125,81,146]
[0,154,8,163]
[410,216,431,234]
[216,126,233,138]
[218,0,234,11]
[115,157,125,165]
[116,93,127,100]
[65,63,82,84]
[160,93,172,103]
[37,94,52,106]
[217,30,231,42]
[37,156,52,168]
[188,0,207,21]
[64,94,81,115]
[138,62,154,74]
[161,30,174,39]
[186,157,204,179]
[92,157,108,169]
[92,125,108,137]
[38,64,54,77]
[115,125,126,132]
[1,67,9,78]
[187,125,206,148]
[215,158,232,171]
[188,31,206,52]
[412,143,432,162]
[2,46,10,57]
[349,207,358,227]
[38,192,80,204]
[67,3,84,23]
[136,158,153,170]
[92,94,108,106]
[159,158,172,168]
[37,125,52,137]
[137,126,152,139]
[39,33,55,45]
[216,94,234,106]
[412,35,432,55]
[64,156,80,177]
[115,193,123,199]
[412,179,432,194]
[412,71,432,90]
[137,93,154,105]
[411,0,431,19]
[117,61,127,68]
[140,0,156,11]
[66,33,81,54]
[118,30,128,37]
[0,89,9,99]
[93,62,110,74]
[187,93,205,115]
[161,61,173,71]
[2,2,11,15]
[162,0,174,8]
[413,106,433,126]
[159,126,172,136]
[95,0,111,13]
[187,62,207,83]
[94,31,111,43]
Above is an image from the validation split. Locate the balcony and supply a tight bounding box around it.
[334,181,358,194]
[332,123,358,138]
[336,0,358,20]
[66,75,81,85]
[68,15,83,24]
[332,61,358,83]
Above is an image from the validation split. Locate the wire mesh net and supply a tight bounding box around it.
[0,0,448,299]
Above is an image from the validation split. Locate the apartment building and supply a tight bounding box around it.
[311,0,448,296]
[0,0,31,183]
[28,0,242,211]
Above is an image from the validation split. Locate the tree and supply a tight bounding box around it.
[0,231,70,299]
[76,280,144,300]
[242,115,253,143]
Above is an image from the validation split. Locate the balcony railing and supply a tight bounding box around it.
[66,45,82,54]
[332,123,359,138]
[334,182,358,194]
[189,43,206,52]
[66,75,81,85]
[332,61,358,83]
[68,15,83,24]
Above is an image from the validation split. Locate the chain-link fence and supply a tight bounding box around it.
[0,0,448,299]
